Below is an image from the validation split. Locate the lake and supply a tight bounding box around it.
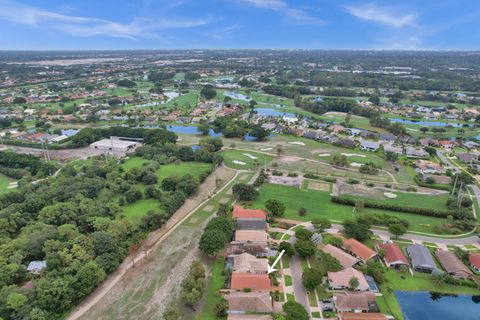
[253,107,296,118]
[166,125,264,141]
[389,118,469,128]
[395,291,480,320]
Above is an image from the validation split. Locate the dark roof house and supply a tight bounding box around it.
[406,244,436,273]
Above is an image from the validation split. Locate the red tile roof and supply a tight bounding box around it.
[343,238,377,262]
[469,253,480,268]
[233,206,267,220]
[230,273,271,291]
[378,242,409,266]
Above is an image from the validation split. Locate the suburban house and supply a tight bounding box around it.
[322,244,359,269]
[234,230,269,244]
[463,141,479,149]
[415,160,445,174]
[337,313,387,320]
[379,133,396,142]
[383,144,403,155]
[360,140,380,152]
[406,244,437,273]
[456,153,478,163]
[343,238,378,263]
[435,250,473,279]
[232,253,269,274]
[336,138,356,149]
[225,291,273,313]
[333,292,379,313]
[27,261,47,275]
[406,147,429,158]
[226,243,270,257]
[235,219,268,231]
[327,267,369,291]
[377,242,409,269]
[230,273,271,291]
[469,253,480,272]
[233,206,267,220]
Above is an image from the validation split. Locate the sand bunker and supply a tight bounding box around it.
[242,153,258,160]
[350,162,362,167]
[318,153,331,157]
[341,153,366,158]
[384,192,397,198]
[288,141,306,146]
[261,148,273,151]
[233,160,246,165]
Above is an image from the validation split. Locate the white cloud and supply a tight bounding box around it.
[239,0,324,25]
[0,0,214,39]
[345,3,417,28]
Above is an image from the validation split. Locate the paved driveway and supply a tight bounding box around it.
[289,254,310,313]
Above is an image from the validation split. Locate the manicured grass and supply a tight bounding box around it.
[286,293,295,302]
[155,162,213,182]
[307,291,318,307]
[464,244,478,250]
[163,90,199,109]
[121,198,161,222]
[251,183,446,233]
[422,241,438,248]
[220,149,273,170]
[282,256,290,269]
[379,269,480,320]
[0,173,15,195]
[311,311,321,318]
[121,156,154,171]
[340,192,451,211]
[284,275,292,286]
[196,258,226,320]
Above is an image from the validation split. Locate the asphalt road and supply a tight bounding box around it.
[289,255,310,313]
[436,150,461,173]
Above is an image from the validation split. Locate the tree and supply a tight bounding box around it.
[348,277,359,290]
[125,186,142,203]
[311,218,331,233]
[302,267,322,290]
[162,305,181,320]
[294,240,316,258]
[279,241,295,257]
[420,127,429,134]
[198,123,210,135]
[282,301,309,320]
[232,183,258,201]
[214,298,228,317]
[200,85,217,99]
[249,124,269,140]
[388,222,407,238]
[265,199,286,217]
[342,219,371,241]
[295,228,313,241]
[199,229,228,256]
[298,207,307,216]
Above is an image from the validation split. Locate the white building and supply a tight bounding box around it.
[90,137,142,153]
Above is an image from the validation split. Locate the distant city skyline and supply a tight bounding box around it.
[0,0,479,50]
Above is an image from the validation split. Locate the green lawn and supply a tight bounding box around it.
[378,269,480,320]
[220,149,273,170]
[250,183,447,233]
[284,275,292,286]
[340,192,451,211]
[121,198,161,222]
[0,173,15,195]
[121,156,154,171]
[155,162,213,181]
[196,258,226,320]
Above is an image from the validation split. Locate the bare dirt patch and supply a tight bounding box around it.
[335,181,381,198]
[307,181,330,192]
[268,174,303,188]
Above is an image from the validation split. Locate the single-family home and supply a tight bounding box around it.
[343,238,378,263]
[327,267,369,291]
[435,250,473,279]
[226,243,270,257]
[322,244,359,269]
[232,253,269,274]
[235,219,267,231]
[337,313,387,320]
[225,291,273,313]
[27,261,47,275]
[230,273,271,291]
[379,133,396,142]
[415,160,445,174]
[406,147,429,158]
[336,138,356,149]
[469,253,480,273]
[377,242,409,269]
[333,292,379,313]
[360,140,380,152]
[439,140,454,149]
[456,153,478,163]
[233,206,267,220]
[234,230,268,245]
[383,144,403,155]
[463,141,479,149]
[406,244,436,273]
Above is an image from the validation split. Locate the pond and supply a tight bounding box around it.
[166,125,222,137]
[224,91,289,109]
[253,107,296,118]
[395,291,480,320]
[389,118,469,128]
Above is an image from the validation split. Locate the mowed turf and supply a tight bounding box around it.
[341,192,452,211]
[121,198,161,222]
[220,149,273,170]
[250,183,446,233]
[0,173,15,195]
[121,157,154,171]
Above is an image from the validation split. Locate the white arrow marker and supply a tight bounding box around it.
[267,249,285,274]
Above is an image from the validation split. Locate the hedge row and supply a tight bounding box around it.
[414,175,452,192]
[331,195,452,218]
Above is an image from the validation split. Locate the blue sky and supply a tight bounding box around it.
[0,0,479,50]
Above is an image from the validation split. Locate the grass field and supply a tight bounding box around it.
[196,258,226,320]
[0,173,15,195]
[121,157,154,171]
[377,269,480,320]
[162,90,199,109]
[220,149,273,170]
[121,198,161,222]
[155,162,213,181]
[249,183,446,233]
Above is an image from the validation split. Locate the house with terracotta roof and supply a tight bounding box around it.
[435,250,473,279]
[232,206,267,220]
[338,313,387,320]
[225,291,273,313]
[327,267,369,291]
[233,253,269,274]
[333,292,379,313]
[343,238,378,263]
[230,273,271,291]
[322,244,359,269]
[377,242,409,269]
[234,230,268,244]
[469,253,480,273]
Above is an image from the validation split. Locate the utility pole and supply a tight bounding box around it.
[452,175,458,195]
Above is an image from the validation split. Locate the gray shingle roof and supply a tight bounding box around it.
[406,244,436,271]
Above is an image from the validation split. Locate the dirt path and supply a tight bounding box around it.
[67,166,236,320]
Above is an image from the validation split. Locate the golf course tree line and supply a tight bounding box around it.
[0,129,224,320]
[0,151,58,180]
